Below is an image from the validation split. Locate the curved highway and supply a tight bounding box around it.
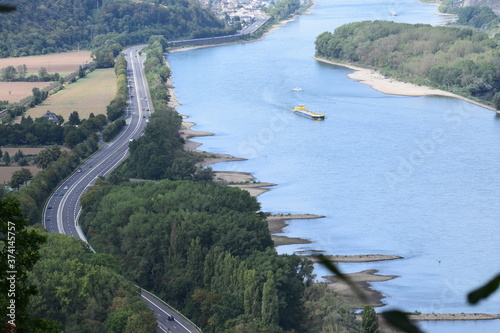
[43,45,200,333]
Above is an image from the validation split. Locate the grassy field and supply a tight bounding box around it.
[24,68,117,120]
[0,51,92,75]
[0,81,53,103]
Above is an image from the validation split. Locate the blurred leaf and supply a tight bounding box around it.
[467,273,500,305]
[315,254,368,303]
[382,310,423,333]
[0,5,16,12]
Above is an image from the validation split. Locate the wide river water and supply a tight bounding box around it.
[168,0,500,331]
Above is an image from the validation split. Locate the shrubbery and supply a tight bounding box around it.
[315,20,500,108]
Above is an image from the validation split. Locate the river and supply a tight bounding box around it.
[168,0,500,331]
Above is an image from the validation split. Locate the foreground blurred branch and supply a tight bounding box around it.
[0,4,16,13]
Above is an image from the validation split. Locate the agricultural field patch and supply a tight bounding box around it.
[23,68,117,121]
[0,81,52,103]
[0,165,41,185]
[0,51,92,75]
[1,147,45,156]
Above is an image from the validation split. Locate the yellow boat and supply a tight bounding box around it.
[293,105,325,120]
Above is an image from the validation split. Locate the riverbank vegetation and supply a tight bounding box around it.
[117,38,212,181]
[315,20,500,109]
[79,179,360,332]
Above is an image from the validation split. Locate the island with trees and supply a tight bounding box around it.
[315,7,500,110]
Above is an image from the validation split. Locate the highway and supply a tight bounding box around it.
[239,18,268,35]
[43,45,200,333]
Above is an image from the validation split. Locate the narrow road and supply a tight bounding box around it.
[43,45,200,333]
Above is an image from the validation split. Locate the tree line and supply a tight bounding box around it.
[106,53,128,121]
[315,20,500,109]
[0,111,107,148]
[116,37,213,182]
[264,0,301,21]
[0,65,62,82]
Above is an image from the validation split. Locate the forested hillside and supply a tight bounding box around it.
[315,21,500,109]
[0,0,235,58]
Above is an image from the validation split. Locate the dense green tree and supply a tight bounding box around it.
[261,272,279,326]
[17,64,27,79]
[9,168,33,190]
[31,87,42,105]
[124,311,158,333]
[28,232,157,331]
[106,54,128,121]
[36,145,61,169]
[78,65,86,78]
[493,92,500,110]
[266,0,301,21]
[360,305,379,333]
[38,67,48,80]
[68,111,81,125]
[3,151,11,165]
[456,6,499,29]
[13,149,25,163]
[1,65,17,80]
[0,196,48,332]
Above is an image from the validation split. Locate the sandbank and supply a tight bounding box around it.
[266,214,324,246]
[303,253,403,263]
[323,269,397,308]
[409,313,500,321]
[314,57,498,112]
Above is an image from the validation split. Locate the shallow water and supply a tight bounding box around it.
[168,1,500,331]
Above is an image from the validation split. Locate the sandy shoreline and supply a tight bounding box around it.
[304,253,403,263]
[324,269,398,308]
[314,57,498,112]
[266,214,324,246]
